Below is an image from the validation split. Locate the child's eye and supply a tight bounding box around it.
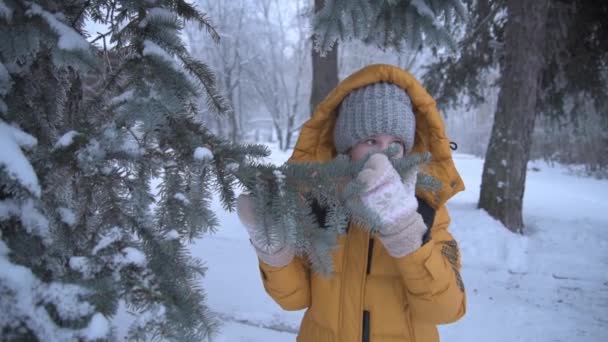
[365,139,376,145]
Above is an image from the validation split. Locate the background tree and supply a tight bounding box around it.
[246,0,311,150]
[310,0,338,115]
[187,0,312,150]
[478,0,550,232]
[424,0,608,232]
[185,0,260,143]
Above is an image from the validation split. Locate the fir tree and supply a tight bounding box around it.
[312,0,466,55]
[0,0,267,340]
[422,0,608,230]
[424,0,608,120]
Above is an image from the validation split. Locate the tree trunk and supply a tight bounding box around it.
[224,70,240,143]
[310,0,338,116]
[478,0,549,233]
[285,114,295,150]
[274,123,284,151]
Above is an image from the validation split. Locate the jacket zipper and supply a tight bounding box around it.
[362,238,374,342]
[366,238,374,275]
[362,310,370,342]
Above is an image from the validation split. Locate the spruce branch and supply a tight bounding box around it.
[230,149,439,275]
[174,0,220,43]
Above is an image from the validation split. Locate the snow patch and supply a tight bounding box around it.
[27,4,90,51]
[194,147,213,161]
[226,162,240,172]
[117,247,146,267]
[69,256,90,274]
[127,303,167,336]
[0,199,19,221]
[3,122,37,149]
[54,130,80,149]
[142,40,178,70]
[58,207,76,226]
[76,138,106,172]
[0,199,47,242]
[83,313,110,340]
[110,89,135,105]
[165,229,180,240]
[101,166,113,175]
[92,227,123,255]
[120,135,143,157]
[174,192,190,204]
[20,199,50,242]
[273,170,286,196]
[43,282,95,320]
[0,122,40,196]
[0,241,103,340]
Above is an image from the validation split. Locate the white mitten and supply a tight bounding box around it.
[236,194,294,267]
[356,153,427,257]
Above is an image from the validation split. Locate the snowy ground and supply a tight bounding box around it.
[123,144,608,341]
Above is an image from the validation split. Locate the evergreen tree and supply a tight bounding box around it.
[0,0,267,340]
[312,0,466,55]
[424,0,608,119]
[423,0,608,231]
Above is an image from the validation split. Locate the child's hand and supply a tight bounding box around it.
[356,153,427,257]
[236,194,294,266]
[357,153,418,224]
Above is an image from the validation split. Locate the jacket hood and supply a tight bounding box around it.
[289,64,464,208]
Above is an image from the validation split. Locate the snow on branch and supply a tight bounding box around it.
[194,146,213,161]
[0,240,107,340]
[26,3,90,52]
[54,130,80,150]
[0,0,13,21]
[143,39,179,71]
[139,7,178,28]
[0,121,40,197]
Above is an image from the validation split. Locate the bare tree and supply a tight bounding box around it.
[246,0,311,150]
[186,0,259,142]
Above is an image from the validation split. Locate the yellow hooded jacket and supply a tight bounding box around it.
[258,64,466,342]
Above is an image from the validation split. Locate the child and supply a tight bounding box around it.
[237,64,466,342]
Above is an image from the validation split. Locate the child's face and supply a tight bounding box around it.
[349,134,405,162]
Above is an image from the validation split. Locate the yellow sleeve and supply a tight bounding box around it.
[395,205,466,324]
[258,256,311,311]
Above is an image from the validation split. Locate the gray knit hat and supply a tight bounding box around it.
[333,82,416,154]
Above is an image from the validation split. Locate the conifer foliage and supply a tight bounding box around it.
[233,149,439,275]
[0,0,267,340]
[312,0,466,54]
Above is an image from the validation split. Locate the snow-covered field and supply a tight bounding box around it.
[140,145,608,341]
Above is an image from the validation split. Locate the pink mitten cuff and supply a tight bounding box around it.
[253,243,295,267]
[378,213,427,258]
